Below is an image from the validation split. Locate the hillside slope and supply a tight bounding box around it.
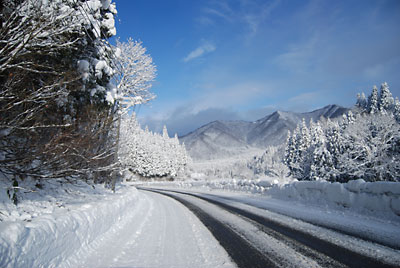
[180,105,348,160]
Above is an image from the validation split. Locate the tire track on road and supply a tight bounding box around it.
[140,188,399,268]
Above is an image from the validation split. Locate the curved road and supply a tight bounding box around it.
[79,186,400,268]
[139,187,400,268]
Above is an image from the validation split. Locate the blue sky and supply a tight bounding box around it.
[114,0,400,136]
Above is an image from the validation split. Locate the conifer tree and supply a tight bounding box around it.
[368,85,379,114]
[394,97,400,123]
[379,82,394,113]
[356,92,367,110]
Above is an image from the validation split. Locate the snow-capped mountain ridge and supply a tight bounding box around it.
[180,105,349,160]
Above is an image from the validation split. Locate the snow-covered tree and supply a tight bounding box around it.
[284,130,294,167]
[295,119,312,180]
[340,113,400,181]
[119,114,190,179]
[284,128,298,177]
[356,92,367,110]
[308,120,331,180]
[394,97,400,123]
[284,82,400,182]
[112,38,156,112]
[324,119,343,178]
[284,119,313,180]
[0,0,119,188]
[379,82,394,113]
[368,85,379,114]
[251,145,289,179]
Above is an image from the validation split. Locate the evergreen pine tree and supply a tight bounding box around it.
[162,125,169,138]
[394,97,400,123]
[356,92,367,111]
[379,82,394,113]
[309,121,329,180]
[325,120,343,181]
[368,85,379,114]
[284,130,295,174]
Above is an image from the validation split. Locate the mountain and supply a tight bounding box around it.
[180,105,349,161]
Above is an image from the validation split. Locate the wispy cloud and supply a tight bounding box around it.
[274,35,320,73]
[203,7,233,22]
[183,41,216,62]
[198,0,281,39]
[242,0,281,37]
[140,106,242,137]
[285,91,325,112]
[192,82,268,112]
[196,16,214,26]
[139,81,275,136]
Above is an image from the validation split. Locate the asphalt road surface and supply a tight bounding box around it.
[139,187,400,268]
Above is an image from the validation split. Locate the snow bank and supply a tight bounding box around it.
[268,179,400,216]
[0,181,139,268]
[149,178,400,218]
[174,177,290,194]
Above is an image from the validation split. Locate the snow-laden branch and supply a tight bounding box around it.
[112,38,157,111]
[1,0,120,187]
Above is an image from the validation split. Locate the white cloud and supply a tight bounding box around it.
[183,42,216,62]
[196,16,214,26]
[284,91,325,112]
[203,7,233,22]
[192,82,267,112]
[140,106,242,137]
[198,0,280,39]
[363,64,385,80]
[274,34,320,73]
[243,0,281,37]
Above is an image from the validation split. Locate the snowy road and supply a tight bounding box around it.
[79,190,235,268]
[139,187,400,268]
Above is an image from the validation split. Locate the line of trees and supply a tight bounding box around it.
[284,83,400,182]
[119,114,190,179]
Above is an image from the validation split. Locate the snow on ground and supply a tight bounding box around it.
[0,179,139,267]
[192,189,400,248]
[2,175,399,267]
[187,149,264,180]
[0,179,235,268]
[161,190,400,266]
[80,190,235,268]
[137,178,400,249]
[162,191,329,268]
[145,178,400,220]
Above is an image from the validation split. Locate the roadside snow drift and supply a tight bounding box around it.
[268,179,400,216]
[0,181,139,268]
[158,178,400,218]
